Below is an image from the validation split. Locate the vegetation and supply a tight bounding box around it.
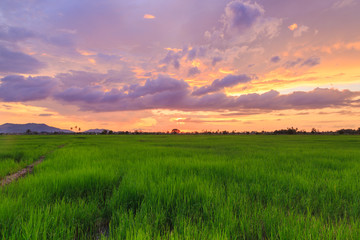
[1,135,360,239]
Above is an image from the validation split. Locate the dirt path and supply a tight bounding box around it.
[0,144,65,187]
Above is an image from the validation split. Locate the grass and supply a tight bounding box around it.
[0,135,360,239]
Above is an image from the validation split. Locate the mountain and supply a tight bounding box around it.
[0,123,73,134]
[83,129,108,133]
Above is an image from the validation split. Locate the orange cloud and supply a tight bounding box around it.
[88,58,96,64]
[144,14,156,19]
[219,69,235,74]
[77,49,96,56]
[288,23,298,31]
[164,47,182,52]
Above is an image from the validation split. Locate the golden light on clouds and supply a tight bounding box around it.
[219,69,235,74]
[164,47,182,52]
[288,23,298,31]
[144,14,156,19]
[77,49,96,56]
[88,58,96,65]
[192,60,201,67]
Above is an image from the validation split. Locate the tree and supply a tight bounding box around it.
[171,129,180,134]
[101,130,108,135]
[26,129,32,135]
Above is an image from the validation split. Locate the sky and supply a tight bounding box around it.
[0,0,360,132]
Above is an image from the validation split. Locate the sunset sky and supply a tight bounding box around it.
[0,0,359,132]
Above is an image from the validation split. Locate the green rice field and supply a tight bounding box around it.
[1,135,360,239]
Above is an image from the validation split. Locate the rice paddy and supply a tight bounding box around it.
[1,135,360,239]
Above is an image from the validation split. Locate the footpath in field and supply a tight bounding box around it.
[0,144,65,187]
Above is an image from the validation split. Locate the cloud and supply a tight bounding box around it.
[55,69,137,88]
[211,56,222,66]
[332,0,356,8]
[293,25,309,37]
[223,0,264,32]
[288,23,298,31]
[0,75,56,102]
[270,56,281,63]
[143,14,156,19]
[186,47,207,61]
[160,49,185,69]
[39,114,54,117]
[284,58,303,68]
[126,76,190,98]
[188,67,201,77]
[205,0,282,48]
[192,74,253,96]
[0,25,36,42]
[301,57,321,67]
[284,57,320,68]
[55,76,191,111]
[1,72,358,112]
[0,46,45,74]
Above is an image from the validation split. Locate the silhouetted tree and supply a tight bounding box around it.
[171,129,180,134]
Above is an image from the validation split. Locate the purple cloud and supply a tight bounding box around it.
[284,57,321,68]
[0,75,56,102]
[1,71,356,112]
[224,0,264,31]
[0,25,36,42]
[192,74,253,96]
[0,46,45,73]
[188,67,201,77]
[54,79,359,112]
[55,76,190,111]
[126,76,190,98]
[302,57,321,67]
[284,58,303,68]
[212,56,222,66]
[160,50,184,69]
[0,46,45,74]
[270,56,281,63]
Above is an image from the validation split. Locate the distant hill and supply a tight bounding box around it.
[0,123,73,134]
[83,129,108,133]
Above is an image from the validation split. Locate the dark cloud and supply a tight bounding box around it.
[39,114,54,117]
[270,56,281,63]
[0,25,36,42]
[284,58,303,68]
[284,57,321,68]
[224,0,264,31]
[192,74,253,96]
[0,75,56,102]
[186,47,207,61]
[1,72,358,113]
[212,56,222,66]
[302,57,321,67]
[188,67,201,77]
[0,46,45,74]
[160,50,184,69]
[55,76,190,111]
[126,76,189,98]
[187,48,197,61]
